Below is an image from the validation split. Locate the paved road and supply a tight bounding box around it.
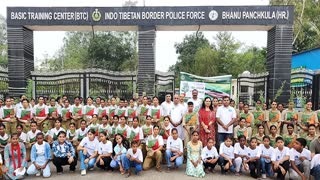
[23,163,260,180]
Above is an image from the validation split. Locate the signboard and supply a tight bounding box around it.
[291,67,314,88]
[7,6,293,26]
[179,72,232,99]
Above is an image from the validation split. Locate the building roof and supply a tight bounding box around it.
[292,47,320,71]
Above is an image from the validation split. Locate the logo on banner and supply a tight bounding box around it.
[208,10,218,21]
[92,9,102,21]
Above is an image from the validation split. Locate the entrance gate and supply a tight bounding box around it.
[7,6,293,102]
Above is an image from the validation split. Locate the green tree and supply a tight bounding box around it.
[237,47,267,74]
[213,32,241,77]
[170,32,210,84]
[0,15,7,68]
[171,32,266,87]
[270,0,320,52]
[173,32,210,74]
[42,31,138,71]
[87,32,137,71]
[193,46,219,77]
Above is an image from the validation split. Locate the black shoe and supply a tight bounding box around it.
[220,166,226,175]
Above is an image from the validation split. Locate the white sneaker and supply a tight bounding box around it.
[81,170,86,176]
[89,167,94,171]
[262,174,266,179]
[36,172,41,177]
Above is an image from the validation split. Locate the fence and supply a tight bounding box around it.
[237,72,269,106]
[0,67,9,99]
[30,69,136,99]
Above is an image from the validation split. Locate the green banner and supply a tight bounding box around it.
[180,72,231,98]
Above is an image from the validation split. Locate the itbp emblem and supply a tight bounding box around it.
[92,9,101,21]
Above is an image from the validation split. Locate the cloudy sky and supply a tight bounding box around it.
[1,0,269,71]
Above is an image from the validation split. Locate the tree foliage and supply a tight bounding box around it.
[0,15,7,68]
[170,31,266,87]
[40,31,138,71]
[271,0,320,52]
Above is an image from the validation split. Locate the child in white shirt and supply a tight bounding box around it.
[289,138,311,180]
[259,135,274,179]
[201,138,219,173]
[219,136,235,174]
[244,137,261,178]
[271,137,290,180]
[234,135,248,175]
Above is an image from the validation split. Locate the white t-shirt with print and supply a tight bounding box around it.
[216,106,236,133]
[234,142,248,156]
[219,142,235,159]
[127,148,143,162]
[80,137,99,156]
[201,146,219,161]
[247,146,261,158]
[98,141,113,155]
[271,147,290,162]
[259,144,274,163]
[290,148,311,165]
[166,136,183,153]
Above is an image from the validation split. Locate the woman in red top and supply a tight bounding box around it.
[198,97,216,146]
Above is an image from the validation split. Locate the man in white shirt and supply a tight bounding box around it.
[161,94,173,116]
[165,128,183,172]
[216,96,237,145]
[169,94,185,140]
[289,138,311,180]
[187,89,202,112]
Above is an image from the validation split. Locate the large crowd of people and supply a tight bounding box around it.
[0,89,319,180]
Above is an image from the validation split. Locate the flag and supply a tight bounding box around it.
[73,107,82,116]
[117,109,126,117]
[143,127,152,136]
[48,107,57,116]
[36,108,46,117]
[98,109,106,117]
[302,113,315,125]
[99,127,108,133]
[77,134,85,141]
[109,108,115,117]
[147,138,159,150]
[0,137,8,146]
[53,133,58,140]
[160,129,170,139]
[117,127,127,138]
[253,111,264,126]
[127,109,136,118]
[151,109,161,119]
[3,109,14,118]
[240,113,253,124]
[269,112,280,122]
[140,106,148,116]
[21,110,31,120]
[61,109,71,119]
[129,131,140,141]
[29,136,36,143]
[184,112,197,125]
[86,107,94,116]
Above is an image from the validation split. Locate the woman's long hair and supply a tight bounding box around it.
[112,133,130,156]
[201,97,213,111]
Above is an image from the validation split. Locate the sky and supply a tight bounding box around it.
[1,0,269,71]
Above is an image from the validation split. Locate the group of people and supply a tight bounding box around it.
[0,89,319,180]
